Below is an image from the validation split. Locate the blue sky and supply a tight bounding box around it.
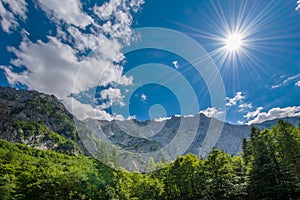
[0,0,300,124]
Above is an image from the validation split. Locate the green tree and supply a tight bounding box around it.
[205,148,242,199]
[247,121,300,199]
[0,174,17,200]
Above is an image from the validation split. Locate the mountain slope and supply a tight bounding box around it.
[1,86,299,160]
[85,112,300,158]
[86,114,251,157]
[0,86,85,155]
[0,87,76,139]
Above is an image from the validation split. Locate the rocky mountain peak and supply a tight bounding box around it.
[1,86,299,160]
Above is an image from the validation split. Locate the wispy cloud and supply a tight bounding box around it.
[226,92,245,107]
[238,103,253,112]
[271,74,300,89]
[0,0,27,33]
[246,106,300,125]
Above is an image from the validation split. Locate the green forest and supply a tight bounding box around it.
[0,120,299,200]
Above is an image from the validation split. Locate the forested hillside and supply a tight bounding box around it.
[1,121,299,199]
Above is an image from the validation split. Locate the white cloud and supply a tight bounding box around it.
[295,81,300,87]
[2,0,144,121]
[172,61,179,69]
[130,0,145,12]
[271,84,280,89]
[93,0,132,43]
[237,120,245,125]
[94,0,144,44]
[271,74,300,89]
[246,106,300,125]
[243,107,263,119]
[36,0,93,28]
[141,93,147,102]
[99,87,125,109]
[200,107,224,120]
[4,37,131,97]
[0,0,27,33]
[226,92,245,107]
[64,97,114,121]
[238,103,253,112]
[4,37,79,98]
[62,97,125,121]
[154,116,172,122]
[127,115,136,120]
[2,36,132,121]
[296,0,300,11]
[94,0,126,20]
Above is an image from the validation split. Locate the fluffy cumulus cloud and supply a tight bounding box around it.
[226,92,245,107]
[99,87,125,109]
[63,97,125,121]
[0,0,27,33]
[243,107,263,119]
[296,81,300,87]
[3,37,78,98]
[64,97,114,121]
[246,106,300,125]
[1,0,144,121]
[36,0,93,28]
[296,0,300,11]
[94,0,144,44]
[3,37,131,99]
[200,107,224,120]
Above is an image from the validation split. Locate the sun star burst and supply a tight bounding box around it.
[225,33,243,51]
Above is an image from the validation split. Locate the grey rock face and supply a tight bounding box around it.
[1,86,299,159]
[0,87,75,139]
[85,114,300,157]
[0,87,81,155]
[86,114,251,157]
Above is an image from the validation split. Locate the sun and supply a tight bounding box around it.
[189,0,285,70]
[225,33,243,51]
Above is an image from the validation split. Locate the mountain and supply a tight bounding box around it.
[255,116,300,130]
[0,86,87,155]
[0,86,299,163]
[85,114,300,158]
[85,115,250,156]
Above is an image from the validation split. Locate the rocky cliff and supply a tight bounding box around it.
[0,87,83,155]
